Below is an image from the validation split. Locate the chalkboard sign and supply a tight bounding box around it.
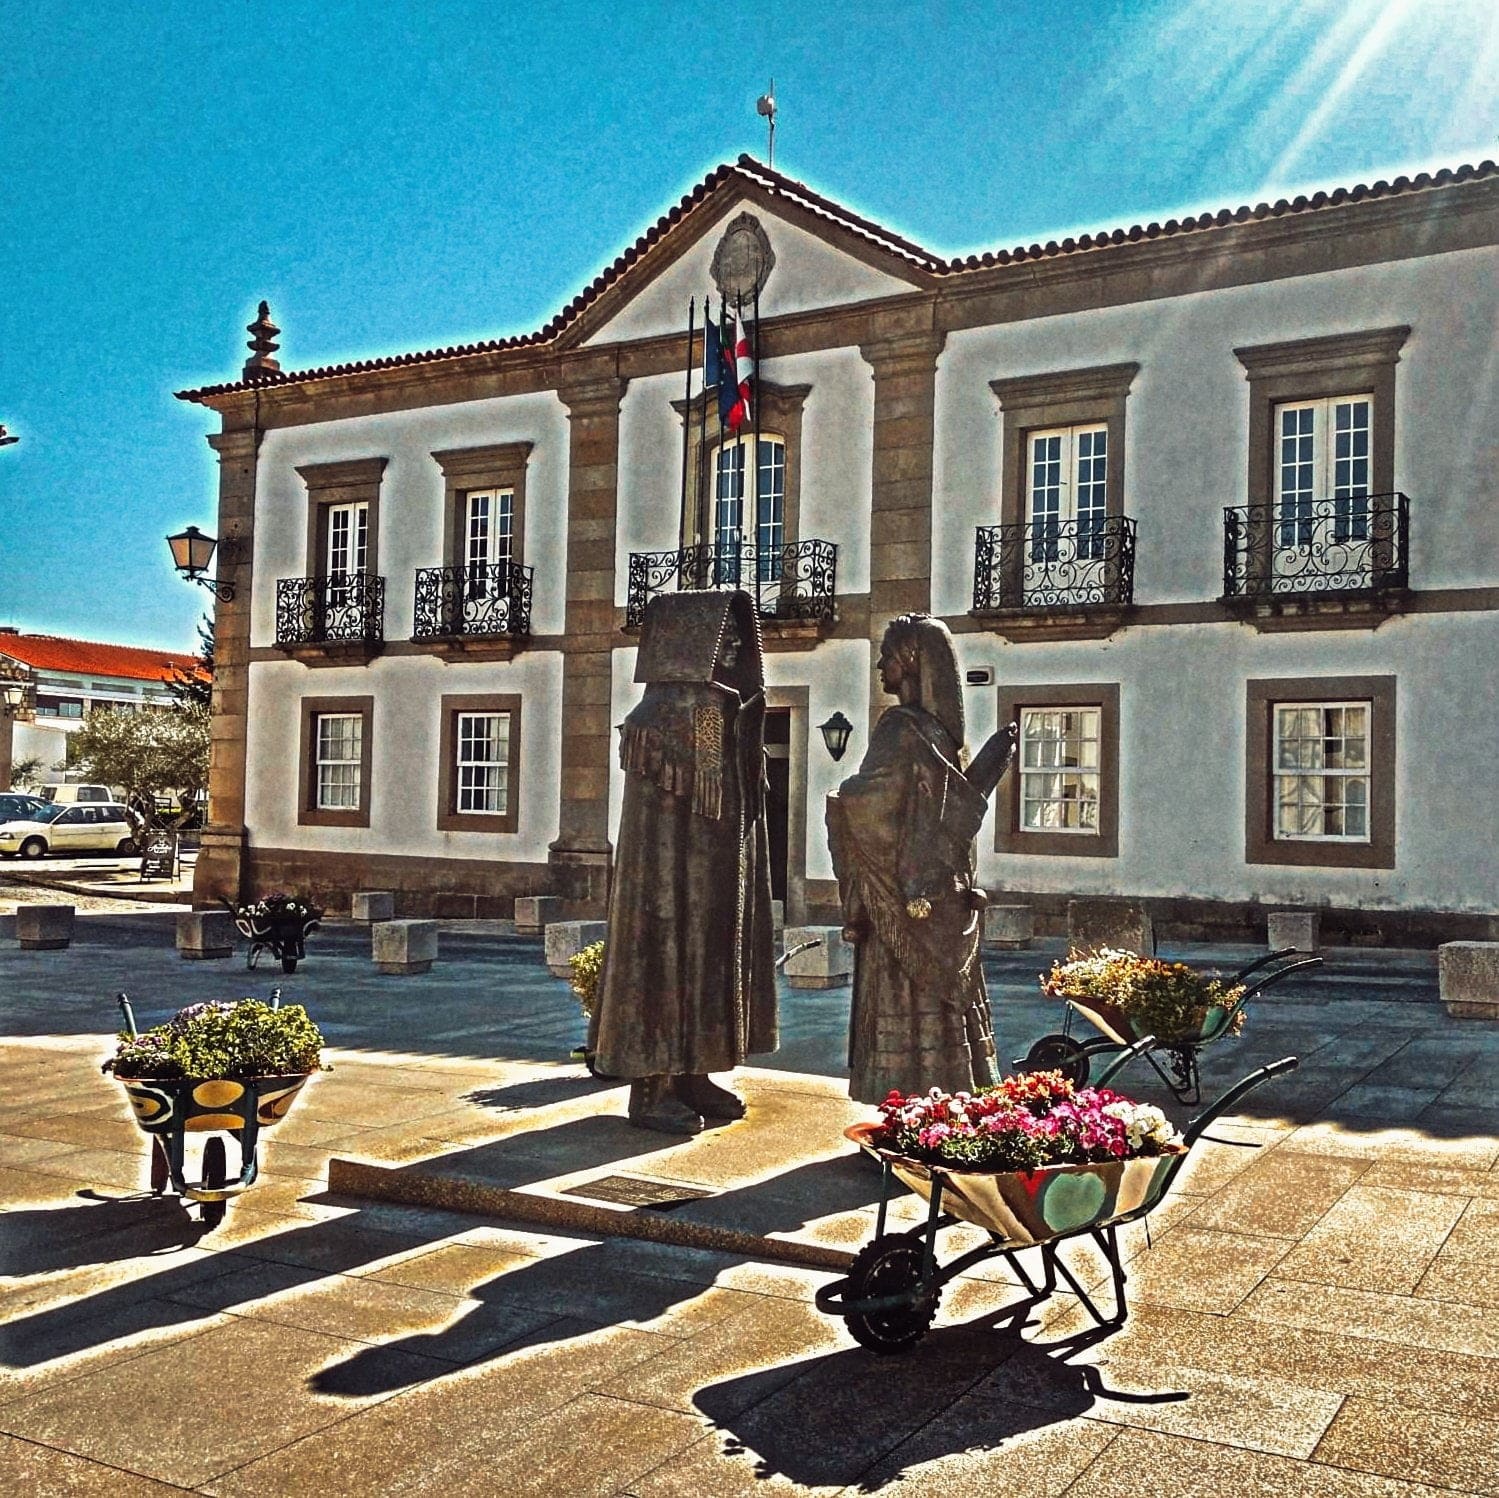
[139,832,179,881]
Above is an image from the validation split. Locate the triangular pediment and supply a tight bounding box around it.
[573,159,938,348]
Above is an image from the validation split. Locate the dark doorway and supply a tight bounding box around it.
[764,708,790,903]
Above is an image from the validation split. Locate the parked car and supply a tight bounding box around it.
[40,783,124,805]
[0,802,139,859]
[0,793,48,821]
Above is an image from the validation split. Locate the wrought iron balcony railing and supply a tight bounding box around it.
[411,562,534,640]
[275,572,385,647]
[626,539,837,630]
[972,515,1137,612]
[1223,493,1408,599]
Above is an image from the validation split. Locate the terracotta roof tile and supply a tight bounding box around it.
[0,633,202,684]
[175,156,1498,404]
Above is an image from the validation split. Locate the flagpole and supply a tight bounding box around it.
[752,282,763,594]
[695,295,711,559]
[735,295,746,586]
[678,298,694,551]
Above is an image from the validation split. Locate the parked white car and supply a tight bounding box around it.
[0,802,139,859]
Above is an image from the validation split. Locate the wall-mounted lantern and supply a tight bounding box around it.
[818,710,854,763]
[166,525,235,601]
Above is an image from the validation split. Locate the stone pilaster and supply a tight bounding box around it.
[192,423,258,909]
[859,329,946,731]
[548,370,627,913]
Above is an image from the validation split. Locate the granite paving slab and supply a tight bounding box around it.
[1313,1396,1499,1495]
[0,1432,193,1495]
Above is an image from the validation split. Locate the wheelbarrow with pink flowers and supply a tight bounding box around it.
[815,1041,1298,1352]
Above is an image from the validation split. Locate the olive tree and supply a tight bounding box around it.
[65,705,210,832]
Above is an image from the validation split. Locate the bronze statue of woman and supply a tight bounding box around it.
[589,590,778,1134]
[826,613,1017,1103]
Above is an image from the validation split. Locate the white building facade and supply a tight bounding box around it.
[180,156,1499,944]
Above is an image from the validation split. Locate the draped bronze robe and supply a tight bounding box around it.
[589,595,777,1079]
[827,705,996,1103]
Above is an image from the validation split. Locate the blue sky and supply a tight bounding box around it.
[1,0,1494,650]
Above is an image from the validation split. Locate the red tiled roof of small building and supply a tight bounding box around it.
[0,632,203,684]
[176,155,1499,404]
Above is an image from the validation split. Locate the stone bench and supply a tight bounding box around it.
[983,904,1034,949]
[373,919,438,976]
[177,910,235,961]
[1438,942,1499,1020]
[351,891,395,923]
[783,926,852,990]
[16,904,74,951]
[544,920,607,979]
[1067,898,1155,956]
[514,895,564,937]
[1267,910,1321,954]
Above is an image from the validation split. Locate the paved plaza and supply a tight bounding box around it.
[1,900,1497,1495]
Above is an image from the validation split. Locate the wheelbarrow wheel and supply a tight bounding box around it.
[844,1231,939,1354]
[583,1050,617,1081]
[200,1136,227,1228]
[281,955,299,974]
[1024,1033,1090,1086]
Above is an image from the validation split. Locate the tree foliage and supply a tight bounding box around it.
[66,704,210,830]
[166,613,215,710]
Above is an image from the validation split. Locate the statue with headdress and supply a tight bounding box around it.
[826,613,1018,1103]
[589,590,778,1134]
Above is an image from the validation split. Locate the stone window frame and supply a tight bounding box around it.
[297,695,374,829]
[994,682,1121,858]
[436,692,522,834]
[431,442,533,573]
[296,458,387,580]
[989,363,1139,532]
[1245,675,1396,870]
[672,380,811,550]
[1234,327,1409,506]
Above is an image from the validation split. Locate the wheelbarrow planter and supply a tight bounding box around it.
[226,896,323,974]
[106,992,321,1226]
[1022,948,1322,1103]
[817,1045,1299,1353]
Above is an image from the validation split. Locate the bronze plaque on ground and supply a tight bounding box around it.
[562,1174,717,1211]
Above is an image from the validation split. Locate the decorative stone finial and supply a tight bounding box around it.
[243,301,281,377]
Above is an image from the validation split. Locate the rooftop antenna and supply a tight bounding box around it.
[756,81,776,167]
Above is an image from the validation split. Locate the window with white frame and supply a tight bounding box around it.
[314,713,363,811]
[1272,701,1370,841]
[712,433,785,578]
[454,710,511,815]
[1027,424,1107,562]
[462,487,514,601]
[325,501,369,577]
[1019,706,1101,833]
[1274,395,1372,549]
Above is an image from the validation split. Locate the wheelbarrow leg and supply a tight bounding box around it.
[149,1137,169,1195]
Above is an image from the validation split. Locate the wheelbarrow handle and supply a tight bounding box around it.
[1236,956,1324,1003]
[1092,1034,1157,1088]
[776,937,822,971]
[1226,948,1298,983]
[1183,1055,1299,1147]
[116,992,139,1040]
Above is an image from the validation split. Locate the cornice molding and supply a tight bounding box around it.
[1234,326,1412,377]
[294,456,388,489]
[430,441,534,480]
[990,361,1140,410]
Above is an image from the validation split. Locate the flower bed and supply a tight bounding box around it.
[1042,948,1248,1045]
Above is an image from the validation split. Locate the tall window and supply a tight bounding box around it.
[712,434,785,578]
[314,713,363,811]
[326,501,369,577]
[1273,701,1370,841]
[463,488,514,600]
[1274,395,1372,548]
[1026,425,1107,562]
[1019,707,1101,833]
[454,710,511,815]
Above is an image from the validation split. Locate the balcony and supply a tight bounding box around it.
[411,563,534,659]
[625,540,837,645]
[275,572,385,663]
[971,516,1136,640]
[1223,493,1409,629]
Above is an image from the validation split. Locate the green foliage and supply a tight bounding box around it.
[67,703,210,831]
[167,614,214,710]
[568,940,606,1018]
[1042,948,1247,1042]
[7,755,44,791]
[104,999,325,1080]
